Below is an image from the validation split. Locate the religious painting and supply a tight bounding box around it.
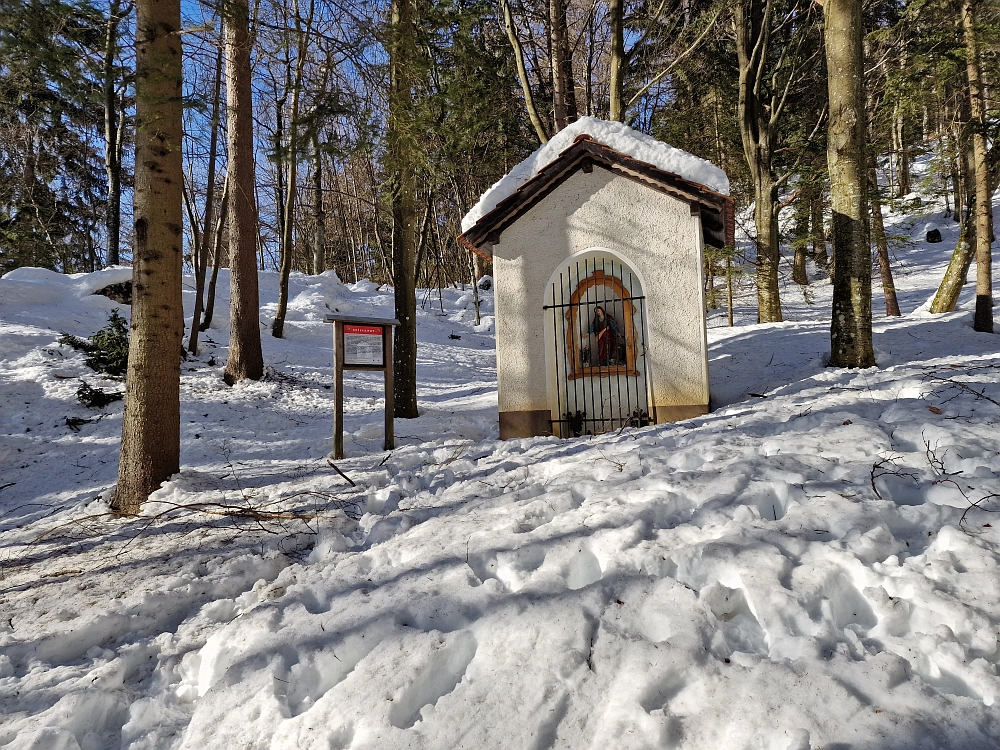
[564,270,639,380]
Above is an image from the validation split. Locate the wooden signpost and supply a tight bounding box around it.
[325,314,400,459]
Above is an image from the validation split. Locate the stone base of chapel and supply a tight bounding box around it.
[499,410,553,439]
[498,404,709,440]
[654,404,709,423]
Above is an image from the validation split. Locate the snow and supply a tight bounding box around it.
[2,182,1000,749]
[461,117,730,233]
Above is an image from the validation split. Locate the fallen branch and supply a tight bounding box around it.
[327,459,357,487]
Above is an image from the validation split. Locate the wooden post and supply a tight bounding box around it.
[334,320,345,459]
[383,325,394,451]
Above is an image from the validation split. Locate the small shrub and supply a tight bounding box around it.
[77,381,124,408]
[59,309,130,377]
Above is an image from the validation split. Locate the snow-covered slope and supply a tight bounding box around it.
[1,188,999,750]
[461,116,729,232]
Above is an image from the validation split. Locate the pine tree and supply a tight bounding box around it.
[113,0,184,513]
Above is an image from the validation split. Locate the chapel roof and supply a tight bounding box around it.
[458,133,736,257]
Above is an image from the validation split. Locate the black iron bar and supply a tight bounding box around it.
[551,280,562,438]
[560,270,572,437]
[639,292,650,420]
[595,256,607,433]
[612,259,625,430]
[625,267,635,425]
[542,295,646,311]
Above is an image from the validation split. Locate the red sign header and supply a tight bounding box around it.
[344,325,383,336]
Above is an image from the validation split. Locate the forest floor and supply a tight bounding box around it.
[1,186,999,749]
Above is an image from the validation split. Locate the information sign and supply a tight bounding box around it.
[324,314,399,459]
[343,324,384,366]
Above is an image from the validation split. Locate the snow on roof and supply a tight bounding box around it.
[461,116,730,233]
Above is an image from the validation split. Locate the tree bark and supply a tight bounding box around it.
[272,0,313,338]
[868,160,900,316]
[389,0,419,418]
[188,43,224,354]
[734,0,782,323]
[792,192,810,285]
[200,175,229,331]
[223,0,264,384]
[608,0,625,122]
[549,0,573,131]
[114,0,184,514]
[103,0,126,267]
[825,0,874,368]
[810,184,828,267]
[500,0,548,144]
[962,0,993,333]
[931,115,977,313]
[312,129,325,274]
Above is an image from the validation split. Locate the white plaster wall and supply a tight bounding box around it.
[492,168,709,416]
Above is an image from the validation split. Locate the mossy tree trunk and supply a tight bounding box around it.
[114,0,184,514]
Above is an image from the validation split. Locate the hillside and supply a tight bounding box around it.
[1,197,999,749]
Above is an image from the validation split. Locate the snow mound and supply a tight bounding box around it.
[461,117,729,232]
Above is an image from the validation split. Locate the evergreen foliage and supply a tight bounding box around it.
[76,380,124,407]
[59,308,129,377]
[0,0,108,273]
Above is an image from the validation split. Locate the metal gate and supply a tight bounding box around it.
[544,256,651,437]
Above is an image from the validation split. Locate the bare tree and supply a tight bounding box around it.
[103,0,131,266]
[114,0,184,514]
[223,0,264,384]
[188,42,224,354]
[734,0,821,323]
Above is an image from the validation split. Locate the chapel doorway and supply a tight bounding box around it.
[544,254,651,437]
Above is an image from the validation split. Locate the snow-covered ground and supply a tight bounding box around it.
[1,190,999,750]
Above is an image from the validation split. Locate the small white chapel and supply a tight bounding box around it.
[459,118,734,440]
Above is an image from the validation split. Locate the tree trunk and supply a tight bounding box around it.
[549,0,572,131]
[103,0,125,267]
[868,160,901,316]
[825,0,874,368]
[608,0,625,122]
[389,0,419,418]
[201,176,229,331]
[114,0,184,514]
[734,0,782,323]
[500,0,548,144]
[753,178,782,321]
[893,104,910,197]
[312,130,325,274]
[188,43,224,354]
[272,0,312,338]
[931,114,977,313]
[792,192,810,285]
[810,185,828,267]
[962,0,993,333]
[223,0,264,384]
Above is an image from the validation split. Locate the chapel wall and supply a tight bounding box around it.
[492,168,709,430]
